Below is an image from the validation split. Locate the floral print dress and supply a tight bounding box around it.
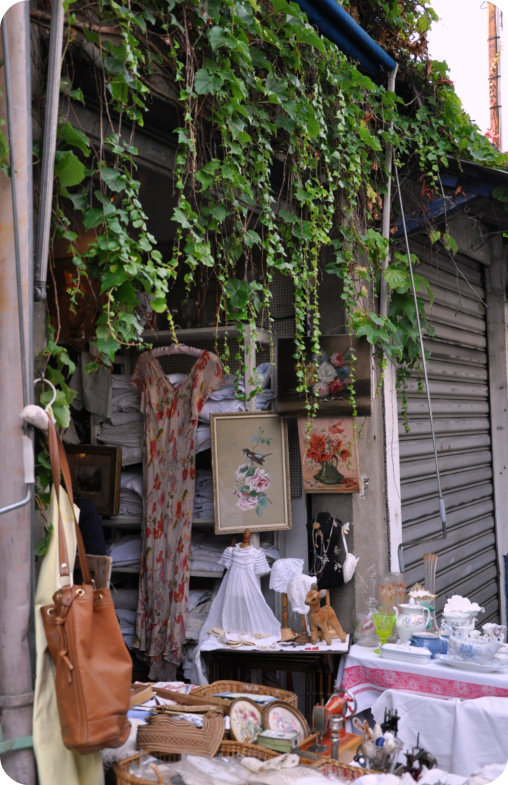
[131,350,223,675]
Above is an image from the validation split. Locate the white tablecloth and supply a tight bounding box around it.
[371,690,508,776]
[339,644,508,714]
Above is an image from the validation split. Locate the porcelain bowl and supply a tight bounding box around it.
[411,632,442,659]
[447,636,502,665]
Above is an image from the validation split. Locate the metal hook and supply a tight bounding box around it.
[34,375,57,407]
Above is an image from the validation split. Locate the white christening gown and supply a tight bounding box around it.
[203,544,281,637]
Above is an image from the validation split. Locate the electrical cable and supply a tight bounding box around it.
[394,165,447,572]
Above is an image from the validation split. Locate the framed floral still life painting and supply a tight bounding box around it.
[297,417,360,494]
[210,412,292,533]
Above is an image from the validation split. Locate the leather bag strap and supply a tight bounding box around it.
[47,418,93,585]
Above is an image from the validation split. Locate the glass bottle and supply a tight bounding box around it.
[354,575,379,647]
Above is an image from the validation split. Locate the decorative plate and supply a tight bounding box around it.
[262,700,310,744]
[437,654,508,674]
[229,697,263,744]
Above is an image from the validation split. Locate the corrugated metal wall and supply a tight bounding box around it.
[399,243,500,622]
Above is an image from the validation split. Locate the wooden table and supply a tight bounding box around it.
[202,649,343,723]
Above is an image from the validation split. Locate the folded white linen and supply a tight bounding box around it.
[198,397,245,422]
[189,560,225,573]
[121,468,143,498]
[196,425,210,453]
[109,411,143,427]
[109,535,142,566]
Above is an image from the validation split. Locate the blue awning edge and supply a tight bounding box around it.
[293,0,396,76]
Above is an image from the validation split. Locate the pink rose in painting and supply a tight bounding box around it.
[236,493,258,512]
[313,381,329,398]
[331,352,344,367]
[245,467,271,493]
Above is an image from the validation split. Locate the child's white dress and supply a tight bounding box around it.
[202,544,281,638]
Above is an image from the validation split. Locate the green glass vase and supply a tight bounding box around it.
[313,460,344,485]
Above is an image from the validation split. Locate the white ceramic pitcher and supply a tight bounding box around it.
[393,601,431,643]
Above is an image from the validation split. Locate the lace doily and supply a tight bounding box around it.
[269,558,304,593]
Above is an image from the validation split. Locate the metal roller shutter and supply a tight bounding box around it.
[399,244,500,622]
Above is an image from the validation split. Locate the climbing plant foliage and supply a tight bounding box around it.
[34,0,508,463]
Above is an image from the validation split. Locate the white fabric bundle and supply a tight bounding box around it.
[115,608,137,647]
[113,589,138,611]
[193,470,214,519]
[121,468,143,498]
[269,558,304,593]
[111,375,139,413]
[287,573,316,615]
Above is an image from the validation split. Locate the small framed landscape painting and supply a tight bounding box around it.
[276,335,372,417]
[210,412,292,534]
[297,417,360,494]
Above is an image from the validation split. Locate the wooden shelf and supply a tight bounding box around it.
[105,516,214,529]
[111,565,223,578]
[106,515,143,528]
[140,326,271,345]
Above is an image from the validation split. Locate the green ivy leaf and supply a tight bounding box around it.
[209,26,236,50]
[194,68,224,95]
[294,27,325,54]
[358,126,382,151]
[225,278,250,309]
[83,208,105,231]
[54,151,85,187]
[101,167,125,192]
[384,266,407,290]
[151,297,168,312]
[59,121,90,154]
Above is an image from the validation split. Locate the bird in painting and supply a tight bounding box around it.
[243,448,272,467]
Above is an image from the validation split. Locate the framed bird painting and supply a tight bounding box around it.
[210,412,292,534]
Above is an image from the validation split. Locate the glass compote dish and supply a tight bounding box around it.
[373,610,397,654]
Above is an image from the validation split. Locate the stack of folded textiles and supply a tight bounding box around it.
[193,470,214,520]
[98,376,143,465]
[198,363,276,424]
[113,589,138,648]
[119,467,143,517]
[190,533,228,574]
[108,534,142,570]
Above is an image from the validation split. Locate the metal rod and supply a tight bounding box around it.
[380,65,398,318]
[33,0,65,300]
[394,165,447,571]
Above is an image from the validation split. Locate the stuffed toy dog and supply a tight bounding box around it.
[304,584,347,645]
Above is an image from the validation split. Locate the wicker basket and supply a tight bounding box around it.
[114,741,278,785]
[191,680,298,708]
[312,759,376,780]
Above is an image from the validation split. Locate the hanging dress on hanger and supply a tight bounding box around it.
[131,349,223,678]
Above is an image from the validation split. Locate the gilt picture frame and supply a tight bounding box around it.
[210,412,292,534]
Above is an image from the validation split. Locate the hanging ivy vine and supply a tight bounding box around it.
[28,0,508,507]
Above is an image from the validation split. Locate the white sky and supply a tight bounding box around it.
[427,0,508,147]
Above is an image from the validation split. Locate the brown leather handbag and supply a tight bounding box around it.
[41,418,132,755]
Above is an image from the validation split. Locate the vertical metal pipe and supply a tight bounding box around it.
[0,4,36,782]
[379,65,398,317]
[33,0,65,301]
